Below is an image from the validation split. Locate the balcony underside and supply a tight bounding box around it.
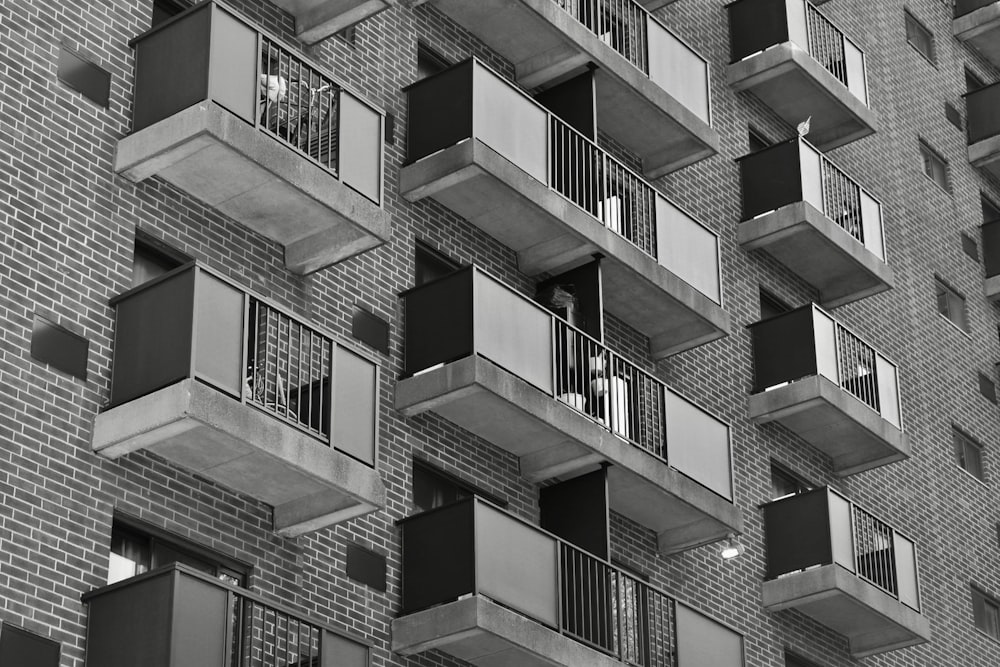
[92,379,385,536]
[393,595,623,667]
[728,44,876,150]
[410,0,718,176]
[269,0,396,44]
[763,565,931,657]
[739,202,892,308]
[115,103,390,275]
[969,134,1000,181]
[748,375,909,476]
[396,355,742,554]
[954,3,1000,66]
[401,140,730,357]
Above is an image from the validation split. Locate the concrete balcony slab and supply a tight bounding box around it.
[954,2,1000,67]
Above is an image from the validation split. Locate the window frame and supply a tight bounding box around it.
[904,10,935,64]
[972,585,1000,642]
[770,461,815,500]
[919,140,950,192]
[953,428,986,483]
[412,458,507,513]
[935,277,968,332]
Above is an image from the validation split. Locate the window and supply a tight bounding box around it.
[973,586,1000,640]
[967,68,986,93]
[770,462,814,500]
[107,517,248,586]
[920,141,949,191]
[412,459,505,512]
[416,42,450,81]
[748,127,772,153]
[336,25,358,46]
[935,277,968,331]
[132,233,190,287]
[905,11,935,63]
[414,240,461,286]
[954,428,985,482]
[759,289,791,320]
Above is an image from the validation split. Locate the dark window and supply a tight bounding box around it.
[936,277,968,332]
[785,650,824,667]
[132,234,190,287]
[57,46,111,107]
[0,623,60,667]
[414,240,461,286]
[30,315,89,380]
[962,232,980,260]
[412,459,505,513]
[152,0,192,26]
[954,429,985,482]
[759,289,792,320]
[108,518,248,586]
[416,42,450,81]
[336,25,358,46]
[920,141,949,191]
[770,462,814,500]
[748,127,772,153]
[967,69,986,93]
[905,11,935,63]
[984,197,1000,224]
[973,586,1000,640]
[980,372,997,404]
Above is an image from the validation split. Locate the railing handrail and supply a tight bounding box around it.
[964,79,1000,99]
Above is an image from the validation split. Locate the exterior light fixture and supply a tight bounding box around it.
[720,534,744,560]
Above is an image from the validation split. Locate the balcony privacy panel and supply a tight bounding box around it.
[208,8,257,124]
[333,346,377,465]
[828,489,855,572]
[665,389,732,500]
[894,534,920,610]
[405,61,474,164]
[750,306,817,392]
[647,18,710,123]
[401,268,474,376]
[763,488,832,579]
[399,500,475,615]
[473,62,548,182]
[341,92,383,203]
[194,271,243,398]
[656,197,721,303]
[967,82,1000,145]
[675,604,744,667]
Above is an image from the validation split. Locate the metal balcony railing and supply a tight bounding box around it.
[954,0,997,18]
[401,266,733,500]
[804,1,850,89]
[750,304,902,428]
[966,81,1000,146]
[400,498,744,666]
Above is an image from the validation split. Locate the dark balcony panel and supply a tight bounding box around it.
[402,59,730,359]
[117,1,389,275]
[405,0,719,177]
[83,564,369,667]
[269,0,396,44]
[727,0,876,149]
[397,267,742,554]
[761,489,931,657]
[954,1,1000,66]
[93,264,385,536]
[966,82,1000,181]
[394,499,744,667]
[983,219,1000,299]
[749,305,909,475]
[738,139,892,306]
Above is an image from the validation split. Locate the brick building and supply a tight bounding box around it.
[1,0,999,665]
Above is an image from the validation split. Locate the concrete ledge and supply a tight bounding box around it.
[954,3,1000,66]
[728,44,877,150]
[268,0,396,44]
[397,356,742,553]
[748,375,909,476]
[92,379,385,536]
[392,596,623,666]
[738,202,893,307]
[984,273,1000,301]
[114,103,390,274]
[969,134,1000,182]
[763,564,931,657]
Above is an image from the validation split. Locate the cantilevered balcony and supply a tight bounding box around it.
[738,138,892,307]
[116,1,388,274]
[749,305,909,476]
[394,498,745,667]
[404,0,717,176]
[762,488,931,657]
[92,263,384,536]
[727,0,876,149]
[268,0,396,44]
[397,267,742,554]
[954,0,1000,66]
[966,82,1000,181]
[83,564,370,667]
[983,219,1000,299]
[403,60,729,358]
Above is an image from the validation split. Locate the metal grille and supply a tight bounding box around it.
[852,505,898,597]
[820,154,864,243]
[259,37,340,174]
[560,544,677,666]
[804,2,848,87]
[555,0,649,73]
[246,298,333,441]
[233,596,322,667]
[834,322,880,413]
[549,117,657,257]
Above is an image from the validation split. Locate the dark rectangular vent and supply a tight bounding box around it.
[352,305,389,354]
[30,315,89,380]
[57,46,110,107]
[346,543,387,591]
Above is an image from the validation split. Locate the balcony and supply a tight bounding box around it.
[983,219,1000,299]
[82,564,370,667]
[397,267,742,554]
[762,488,931,657]
[727,0,876,149]
[748,305,909,476]
[738,138,892,307]
[403,60,729,358]
[954,0,1000,66]
[966,82,1000,181]
[394,498,745,667]
[91,263,384,536]
[404,0,717,176]
[116,1,389,275]
[268,0,396,44]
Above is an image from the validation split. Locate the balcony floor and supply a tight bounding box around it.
[396,355,742,553]
[728,44,876,150]
[954,3,1000,66]
[401,139,730,357]
[115,103,389,275]
[748,375,909,476]
[739,202,893,307]
[763,565,931,657]
[92,379,385,536]
[393,596,624,667]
